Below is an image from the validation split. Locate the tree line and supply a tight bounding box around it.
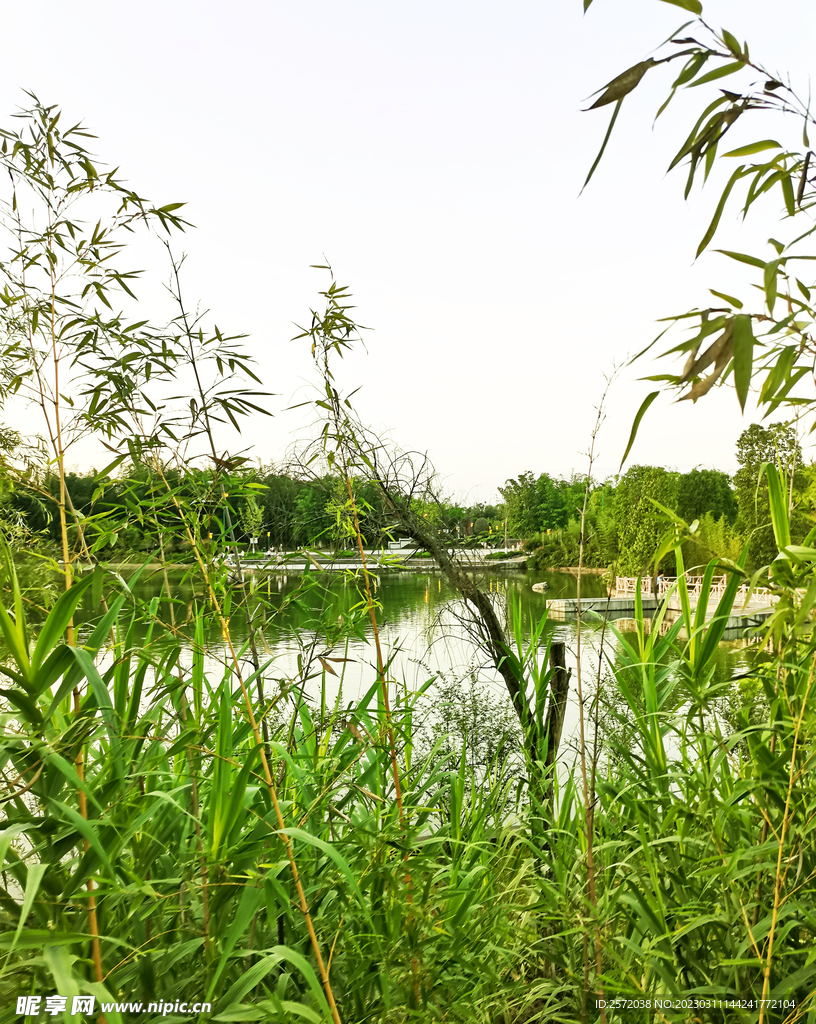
[504,421,807,575]
[4,421,804,574]
[2,459,504,560]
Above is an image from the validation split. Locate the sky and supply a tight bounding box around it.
[2,0,815,503]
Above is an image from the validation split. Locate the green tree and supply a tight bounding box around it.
[734,422,803,568]
[583,482,620,567]
[556,473,587,523]
[258,469,304,548]
[676,468,737,524]
[293,480,335,546]
[534,475,568,531]
[499,473,539,538]
[443,502,468,540]
[499,471,567,537]
[239,495,265,547]
[736,422,801,479]
[613,465,679,575]
[472,516,490,539]
[682,511,745,572]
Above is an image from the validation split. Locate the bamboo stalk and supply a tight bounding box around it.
[47,242,106,1015]
[758,660,815,1023]
[150,461,343,1024]
[309,332,421,1002]
[572,380,614,1024]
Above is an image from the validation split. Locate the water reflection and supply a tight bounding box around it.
[90,568,754,709]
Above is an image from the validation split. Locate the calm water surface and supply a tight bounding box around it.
[106,568,755,718]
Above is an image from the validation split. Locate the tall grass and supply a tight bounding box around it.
[0,542,551,1022]
[3,488,816,1022]
[0,104,814,1018]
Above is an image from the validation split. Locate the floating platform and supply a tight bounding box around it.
[543,593,773,639]
[539,594,657,613]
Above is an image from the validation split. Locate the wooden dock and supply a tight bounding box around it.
[540,581,774,638]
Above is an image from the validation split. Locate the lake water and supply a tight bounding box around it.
[113,567,755,746]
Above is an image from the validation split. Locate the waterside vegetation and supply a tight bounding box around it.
[3,0,816,1020]
[3,421,801,584]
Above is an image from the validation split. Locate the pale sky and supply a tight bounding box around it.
[3,0,815,502]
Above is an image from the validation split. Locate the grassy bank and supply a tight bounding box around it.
[2,532,815,1022]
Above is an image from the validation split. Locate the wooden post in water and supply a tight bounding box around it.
[543,641,571,803]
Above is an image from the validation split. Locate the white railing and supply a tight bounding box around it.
[616,576,776,606]
[616,576,655,596]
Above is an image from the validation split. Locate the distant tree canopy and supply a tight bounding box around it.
[499,472,571,537]
[519,428,814,574]
[676,468,737,525]
[734,423,806,568]
[3,461,503,558]
[613,465,679,575]
[736,423,801,480]
[7,423,810,575]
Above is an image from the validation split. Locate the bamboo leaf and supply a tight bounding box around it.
[70,648,123,775]
[715,249,765,268]
[689,60,745,88]
[280,827,369,914]
[721,28,741,57]
[764,259,779,314]
[218,947,331,1018]
[581,99,623,193]
[620,391,660,468]
[30,574,95,675]
[763,463,791,548]
[46,798,116,879]
[722,140,781,157]
[781,171,795,216]
[93,454,127,480]
[206,885,265,1000]
[659,0,702,11]
[0,541,31,685]
[42,945,82,1005]
[697,165,747,256]
[680,320,733,381]
[9,862,47,954]
[274,1004,323,1023]
[0,685,40,723]
[731,313,754,411]
[587,59,658,110]
[0,931,94,950]
[709,288,742,308]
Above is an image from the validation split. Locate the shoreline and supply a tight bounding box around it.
[59,555,533,574]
